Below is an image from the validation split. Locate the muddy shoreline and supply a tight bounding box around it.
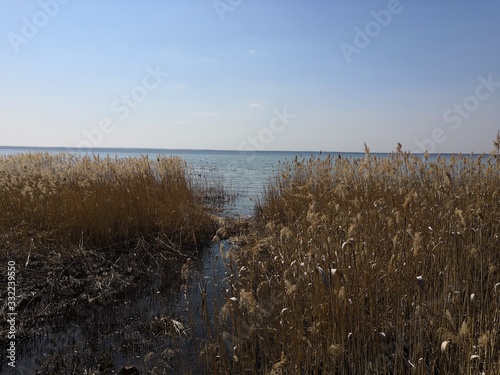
[0,217,253,374]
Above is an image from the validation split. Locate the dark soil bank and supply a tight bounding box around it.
[0,217,252,374]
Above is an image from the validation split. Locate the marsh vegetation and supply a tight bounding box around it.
[0,153,218,251]
[199,146,500,374]
[0,140,499,373]
[0,153,221,373]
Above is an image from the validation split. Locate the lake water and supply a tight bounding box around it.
[0,146,443,217]
[0,146,365,216]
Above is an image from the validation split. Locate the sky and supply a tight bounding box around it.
[1,0,499,153]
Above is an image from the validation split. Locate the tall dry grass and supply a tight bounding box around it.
[0,153,217,252]
[205,144,500,373]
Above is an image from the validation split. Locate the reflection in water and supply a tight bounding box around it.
[11,240,236,373]
[174,240,235,373]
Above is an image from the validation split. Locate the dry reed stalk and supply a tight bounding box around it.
[0,153,218,253]
[203,140,500,374]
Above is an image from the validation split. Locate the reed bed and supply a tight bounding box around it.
[0,152,217,252]
[205,145,500,373]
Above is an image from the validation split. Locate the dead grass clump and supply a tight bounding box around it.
[207,142,500,374]
[0,153,217,252]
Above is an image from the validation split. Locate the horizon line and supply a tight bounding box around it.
[0,144,485,155]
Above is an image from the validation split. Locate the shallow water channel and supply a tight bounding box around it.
[9,236,237,373]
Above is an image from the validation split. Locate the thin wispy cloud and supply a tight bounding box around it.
[190,111,218,117]
[168,84,188,90]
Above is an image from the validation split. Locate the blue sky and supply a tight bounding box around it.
[1,0,499,152]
